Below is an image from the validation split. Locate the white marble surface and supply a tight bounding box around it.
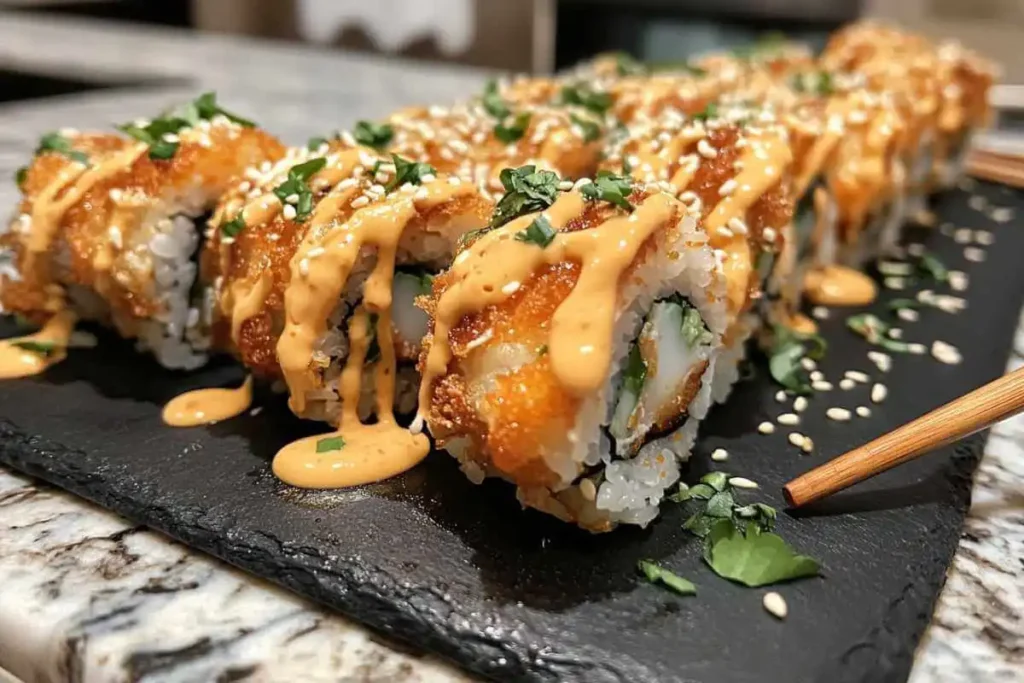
[0,10,1020,683]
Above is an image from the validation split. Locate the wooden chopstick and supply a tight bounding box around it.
[967,149,1024,188]
[784,365,1024,507]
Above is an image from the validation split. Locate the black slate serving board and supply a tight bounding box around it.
[1,182,1021,683]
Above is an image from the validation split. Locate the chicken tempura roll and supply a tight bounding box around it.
[0,93,284,369]
[204,143,493,423]
[417,169,728,531]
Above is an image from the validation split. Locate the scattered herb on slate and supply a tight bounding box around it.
[221,214,245,239]
[482,79,511,119]
[386,154,436,192]
[10,340,57,356]
[315,436,346,453]
[847,313,911,353]
[515,215,557,248]
[489,165,560,228]
[637,559,697,596]
[580,169,634,211]
[273,157,327,221]
[768,324,827,394]
[570,113,602,143]
[558,84,613,115]
[495,111,531,143]
[918,252,948,282]
[35,132,90,165]
[703,520,820,587]
[353,120,394,150]
[887,298,921,312]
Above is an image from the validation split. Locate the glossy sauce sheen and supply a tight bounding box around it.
[162,376,254,427]
[803,264,878,306]
[0,310,75,378]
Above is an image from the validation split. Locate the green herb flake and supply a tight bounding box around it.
[482,80,511,119]
[580,169,633,211]
[489,165,561,229]
[315,436,346,453]
[700,471,731,492]
[703,519,820,587]
[623,343,647,397]
[307,136,330,151]
[791,71,835,96]
[353,121,394,151]
[495,111,532,144]
[273,157,328,222]
[918,253,948,282]
[189,92,256,128]
[120,93,255,161]
[558,84,613,115]
[386,154,436,192]
[36,132,90,166]
[637,559,697,596]
[221,214,245,239]
[691,103,719,123]
[613,52,648,77]
[846,313,911,353]
[514,215,557,248]
[887,298,921,312]
[15,166,28,188]
[570,113,602,143]
[681,305,713,348]
[768,325,828,394]
[10,340,57,356]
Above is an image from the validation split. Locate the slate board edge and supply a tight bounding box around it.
[0,422,649,683]
[0,404,988,683]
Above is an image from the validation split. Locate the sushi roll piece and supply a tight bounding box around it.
[0,93,284,370]
[416,169,734,530]
[204,143,493,423]
[601,102,794,402]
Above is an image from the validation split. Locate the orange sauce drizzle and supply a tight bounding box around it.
[0,310,76,379]
[803,265,877,306]
[162,376,254,427]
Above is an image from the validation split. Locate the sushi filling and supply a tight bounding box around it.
[609,295,714,455]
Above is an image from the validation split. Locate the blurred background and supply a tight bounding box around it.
[1,0,1022,79]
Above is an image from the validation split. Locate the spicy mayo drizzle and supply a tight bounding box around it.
[162,375,253,427]
[270,178,470,488]
[803,264,877,306]
[0,309,76,379]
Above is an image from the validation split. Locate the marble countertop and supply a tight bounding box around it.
[0,11,1020,683]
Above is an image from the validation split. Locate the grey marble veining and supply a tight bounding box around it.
[0,10,1020,683]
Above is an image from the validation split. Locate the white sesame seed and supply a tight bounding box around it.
[801,358,817,371]
[906,243,925,257]
[697,139,718,159]
[868,351,891,373]
[896,308,919,322]
[871,383,887,403]
[501,281,521,295]
[282,204,297,220]
[964,247,985,263]
[350,196,370,208]
[285,193,300,204]
[298,258,310,276]
[775,390,787,402]
[778,413,800,426]
[931,340,962,365]
[826,407,852,422]
[716,226,735,239]
[953,228,973,244]
[884,277,906,290]
[420,174,437,183]
[307,247,326,259]
[812,380,833,391]
[729,477,758,490]
[719,179,738,196]
[856,406,871,418]
[763,592,788,619]
[809,370,824,382]
[793,396,808,413]
[711,448,729,462]
[758,421,776,435]
[812,306,829,320]
[845,370,869,384]
[801,437,814,453]
[908,343,927,354]
[762,227,777,243]
[990,207,1013,223]
[974,230,994,246]
[788,433,806,448]
[839,378,856,390]
[108,188,123,202]
[557,180,574,191]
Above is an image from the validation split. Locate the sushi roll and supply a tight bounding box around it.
[601,102,794,401]
[0,93,284,370]
[416,169,733,530]
[204,143,493,423]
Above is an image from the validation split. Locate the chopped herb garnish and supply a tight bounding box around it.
[622,343,647,397]
[887,298,921,312]
[613,52,648,77]
[482,80,511,119]
[680,303,713,348]
[272,157,327,222]
[489,165,560,229]
[791,71,835,96]
[570,113,601,143]
[120,93,254,161]
[580,170,634,211]
[386,154,436,192]
[918,253,948,282]
[10,340,57,356]
[515,214,557,248]
[621,156,633,175]
[15,166,28,188]
[846,313,911,353]
[637,559,697,596]
[36,132,90,166]
[558,84,613,115]
[353,121,394,151]
[221,214,245,239]
[315,436,346,453]
[768,324,827,394]
[691,102,719,122]
[180,92,256,128]
[703,519,820,587]
[307,135,330,151]
[494,112,531,143]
